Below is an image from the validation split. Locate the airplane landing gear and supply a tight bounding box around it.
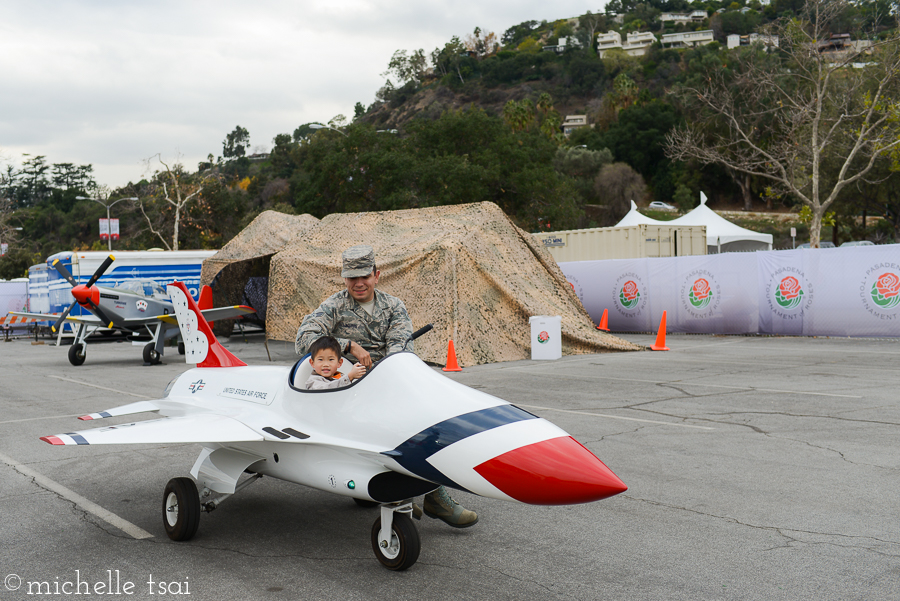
[143,343,161,365]
[163,477,200,541]
[371,503,420,571]
[68,343,86,366]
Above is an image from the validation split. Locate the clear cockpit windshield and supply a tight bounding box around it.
[113,279,169,300]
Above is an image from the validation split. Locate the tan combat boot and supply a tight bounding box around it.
[423,486,478,528]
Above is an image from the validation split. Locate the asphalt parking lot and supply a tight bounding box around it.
[1,332,898,601]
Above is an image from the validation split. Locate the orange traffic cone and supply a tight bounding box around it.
[650,311,670,351]
[443,339,463,372]
[595,309,609,331]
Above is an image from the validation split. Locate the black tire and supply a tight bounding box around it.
[354,498,379,508]
[68,343,86,366]
[370,513,420,571]
[162,477,200,541]
[143,343,160,364]
[177,342,185,355]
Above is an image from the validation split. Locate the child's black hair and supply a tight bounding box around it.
[309,335,342,359]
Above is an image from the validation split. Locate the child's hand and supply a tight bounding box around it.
[349,362,366,381]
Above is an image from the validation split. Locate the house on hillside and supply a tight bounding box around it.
[561,115,589,137]
[727,33,779,50]
[596,30,657,57]
[660,10,708,24]
[543,36,583,53]
[661,30,714,48]
[622,31,657,56]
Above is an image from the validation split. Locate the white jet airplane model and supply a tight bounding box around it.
[40,281,627,570]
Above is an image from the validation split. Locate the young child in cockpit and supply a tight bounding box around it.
[304,335,366,390]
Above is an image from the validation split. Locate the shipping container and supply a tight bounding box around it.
[535,224,707,262]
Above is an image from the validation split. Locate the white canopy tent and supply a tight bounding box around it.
[615,194,773,253]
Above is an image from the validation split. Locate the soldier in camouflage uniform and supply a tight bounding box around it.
[294,244,479,529]
[294,245,412,366]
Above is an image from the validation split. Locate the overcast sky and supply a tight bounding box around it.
[1,1,607,189]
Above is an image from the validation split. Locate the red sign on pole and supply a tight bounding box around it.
[99,218,109,241]
[110,218,120,241]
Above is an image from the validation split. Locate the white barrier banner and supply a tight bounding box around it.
[563,259,654,332]
[559,244,900,337]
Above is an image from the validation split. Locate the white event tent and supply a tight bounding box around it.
[615,193,773,253]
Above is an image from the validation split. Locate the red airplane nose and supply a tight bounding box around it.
[474,436,627,505]
[71,285,99,306]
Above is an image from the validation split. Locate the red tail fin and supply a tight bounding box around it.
[167,281,246,368]
[198,285,213,310]
[198,284,214,327]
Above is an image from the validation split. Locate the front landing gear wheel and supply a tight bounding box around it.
[163,477,200,541]
[143,343,160,365]
[371,513,420,571]
[68,343,86,366]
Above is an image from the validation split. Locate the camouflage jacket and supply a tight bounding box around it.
[295,289,414,362]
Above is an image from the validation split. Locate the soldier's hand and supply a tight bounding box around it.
[349,341,373,368]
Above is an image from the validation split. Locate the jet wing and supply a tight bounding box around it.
[155,305,255,326]
[40,414,264,446]
[78,400,161,421]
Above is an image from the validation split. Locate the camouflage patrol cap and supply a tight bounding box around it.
[341,244,376,278]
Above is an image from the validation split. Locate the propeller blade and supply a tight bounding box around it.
[51,259,78,288]
[52,300,78,333]
[87,300,116,329]
[85,255,115,288]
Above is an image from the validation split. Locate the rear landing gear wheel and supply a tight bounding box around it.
[178,342,185,355]
[143,343,160,365]
[354,498,379,508]
[163,477,200,541]
[68,343,86,366]
[371,513,420,571]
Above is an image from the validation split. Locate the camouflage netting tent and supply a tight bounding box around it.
[266,202,643,365]
[200,211,320,333]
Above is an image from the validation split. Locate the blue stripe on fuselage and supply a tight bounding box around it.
[383,404,537,492]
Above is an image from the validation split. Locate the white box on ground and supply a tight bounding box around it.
[529,315,561,360]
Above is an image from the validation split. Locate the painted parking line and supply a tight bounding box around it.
[517,404,715,430]
[0,451,154,539]
[0,414,81,425]
[48,375,154,399]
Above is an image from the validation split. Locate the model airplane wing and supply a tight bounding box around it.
[77,400,161,420]
[40,414,264,446]
[5,311,76,323]
[155,305,255,326]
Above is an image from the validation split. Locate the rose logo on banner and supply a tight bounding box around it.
[860,263,900,320]
[613,272,648,318]
[689,278,712,309]
[775,276,804,310]
[620,280,640,309]
[765,267,814,320]
[538,331,549,344]
[680,270,721,319]
[872,273,900,309]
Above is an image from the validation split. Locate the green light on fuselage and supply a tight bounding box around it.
[347,480,355,489]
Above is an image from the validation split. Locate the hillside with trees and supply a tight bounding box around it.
[2,0,899,279]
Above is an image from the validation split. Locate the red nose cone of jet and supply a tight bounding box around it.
[473,436,627,505]
[71,285,98,306]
